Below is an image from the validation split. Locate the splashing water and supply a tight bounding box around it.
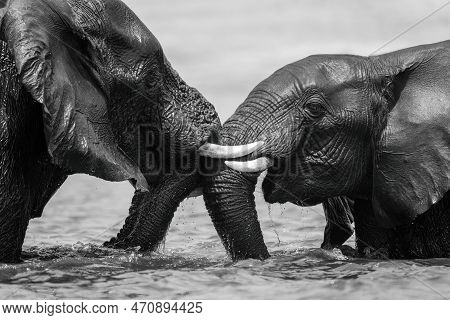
[0,176,448,299]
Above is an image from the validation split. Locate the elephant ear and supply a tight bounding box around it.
[372,49,450,227]
[0,0,148,190]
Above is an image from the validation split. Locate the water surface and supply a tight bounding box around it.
[0,176,448,299]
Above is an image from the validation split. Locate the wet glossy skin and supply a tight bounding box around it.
[204,41,450,260]
[0,0,220,262]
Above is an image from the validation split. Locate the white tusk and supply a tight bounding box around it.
[198,141,264,159]
[225,157,273,173]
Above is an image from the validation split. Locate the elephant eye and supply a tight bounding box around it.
[304,101,325,118]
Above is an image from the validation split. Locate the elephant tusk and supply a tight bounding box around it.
[225,157,273,173]
[198,141,264,159]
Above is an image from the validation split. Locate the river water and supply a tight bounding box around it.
[0,176,448,299]
[0,0,449,299]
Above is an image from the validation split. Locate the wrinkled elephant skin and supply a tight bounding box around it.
[203,41,449,260]
[0,0,220,262]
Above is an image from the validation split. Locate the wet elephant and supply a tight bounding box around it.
[0,0,223,262]
[201,41,449,260]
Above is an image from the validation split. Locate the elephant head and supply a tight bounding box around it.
[0,0,222,182]
[201,41,450,260]
[0,0,222,260]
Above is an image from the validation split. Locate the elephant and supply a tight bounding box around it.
[200,41,450,260]
[0,0,239,263]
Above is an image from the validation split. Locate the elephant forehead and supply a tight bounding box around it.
[103,0,162,54]
[251,69,294,98]
[67,0,162,58]
[263,55,365,95]
[249,67,322,105]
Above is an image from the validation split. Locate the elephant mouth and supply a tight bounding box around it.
[262,174,322,206]
[262,179,292,204]
[200,141,325,207]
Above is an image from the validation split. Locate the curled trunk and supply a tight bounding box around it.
[105,54,220,252]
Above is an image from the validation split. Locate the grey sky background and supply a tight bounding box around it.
[125,0,449,120]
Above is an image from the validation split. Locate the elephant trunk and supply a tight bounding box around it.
[203,167,269,260]
[105,174,198,251]
[203,109,273,260]
[106,60,221,252]
[160,59,221,151]
[200,93,295,174]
